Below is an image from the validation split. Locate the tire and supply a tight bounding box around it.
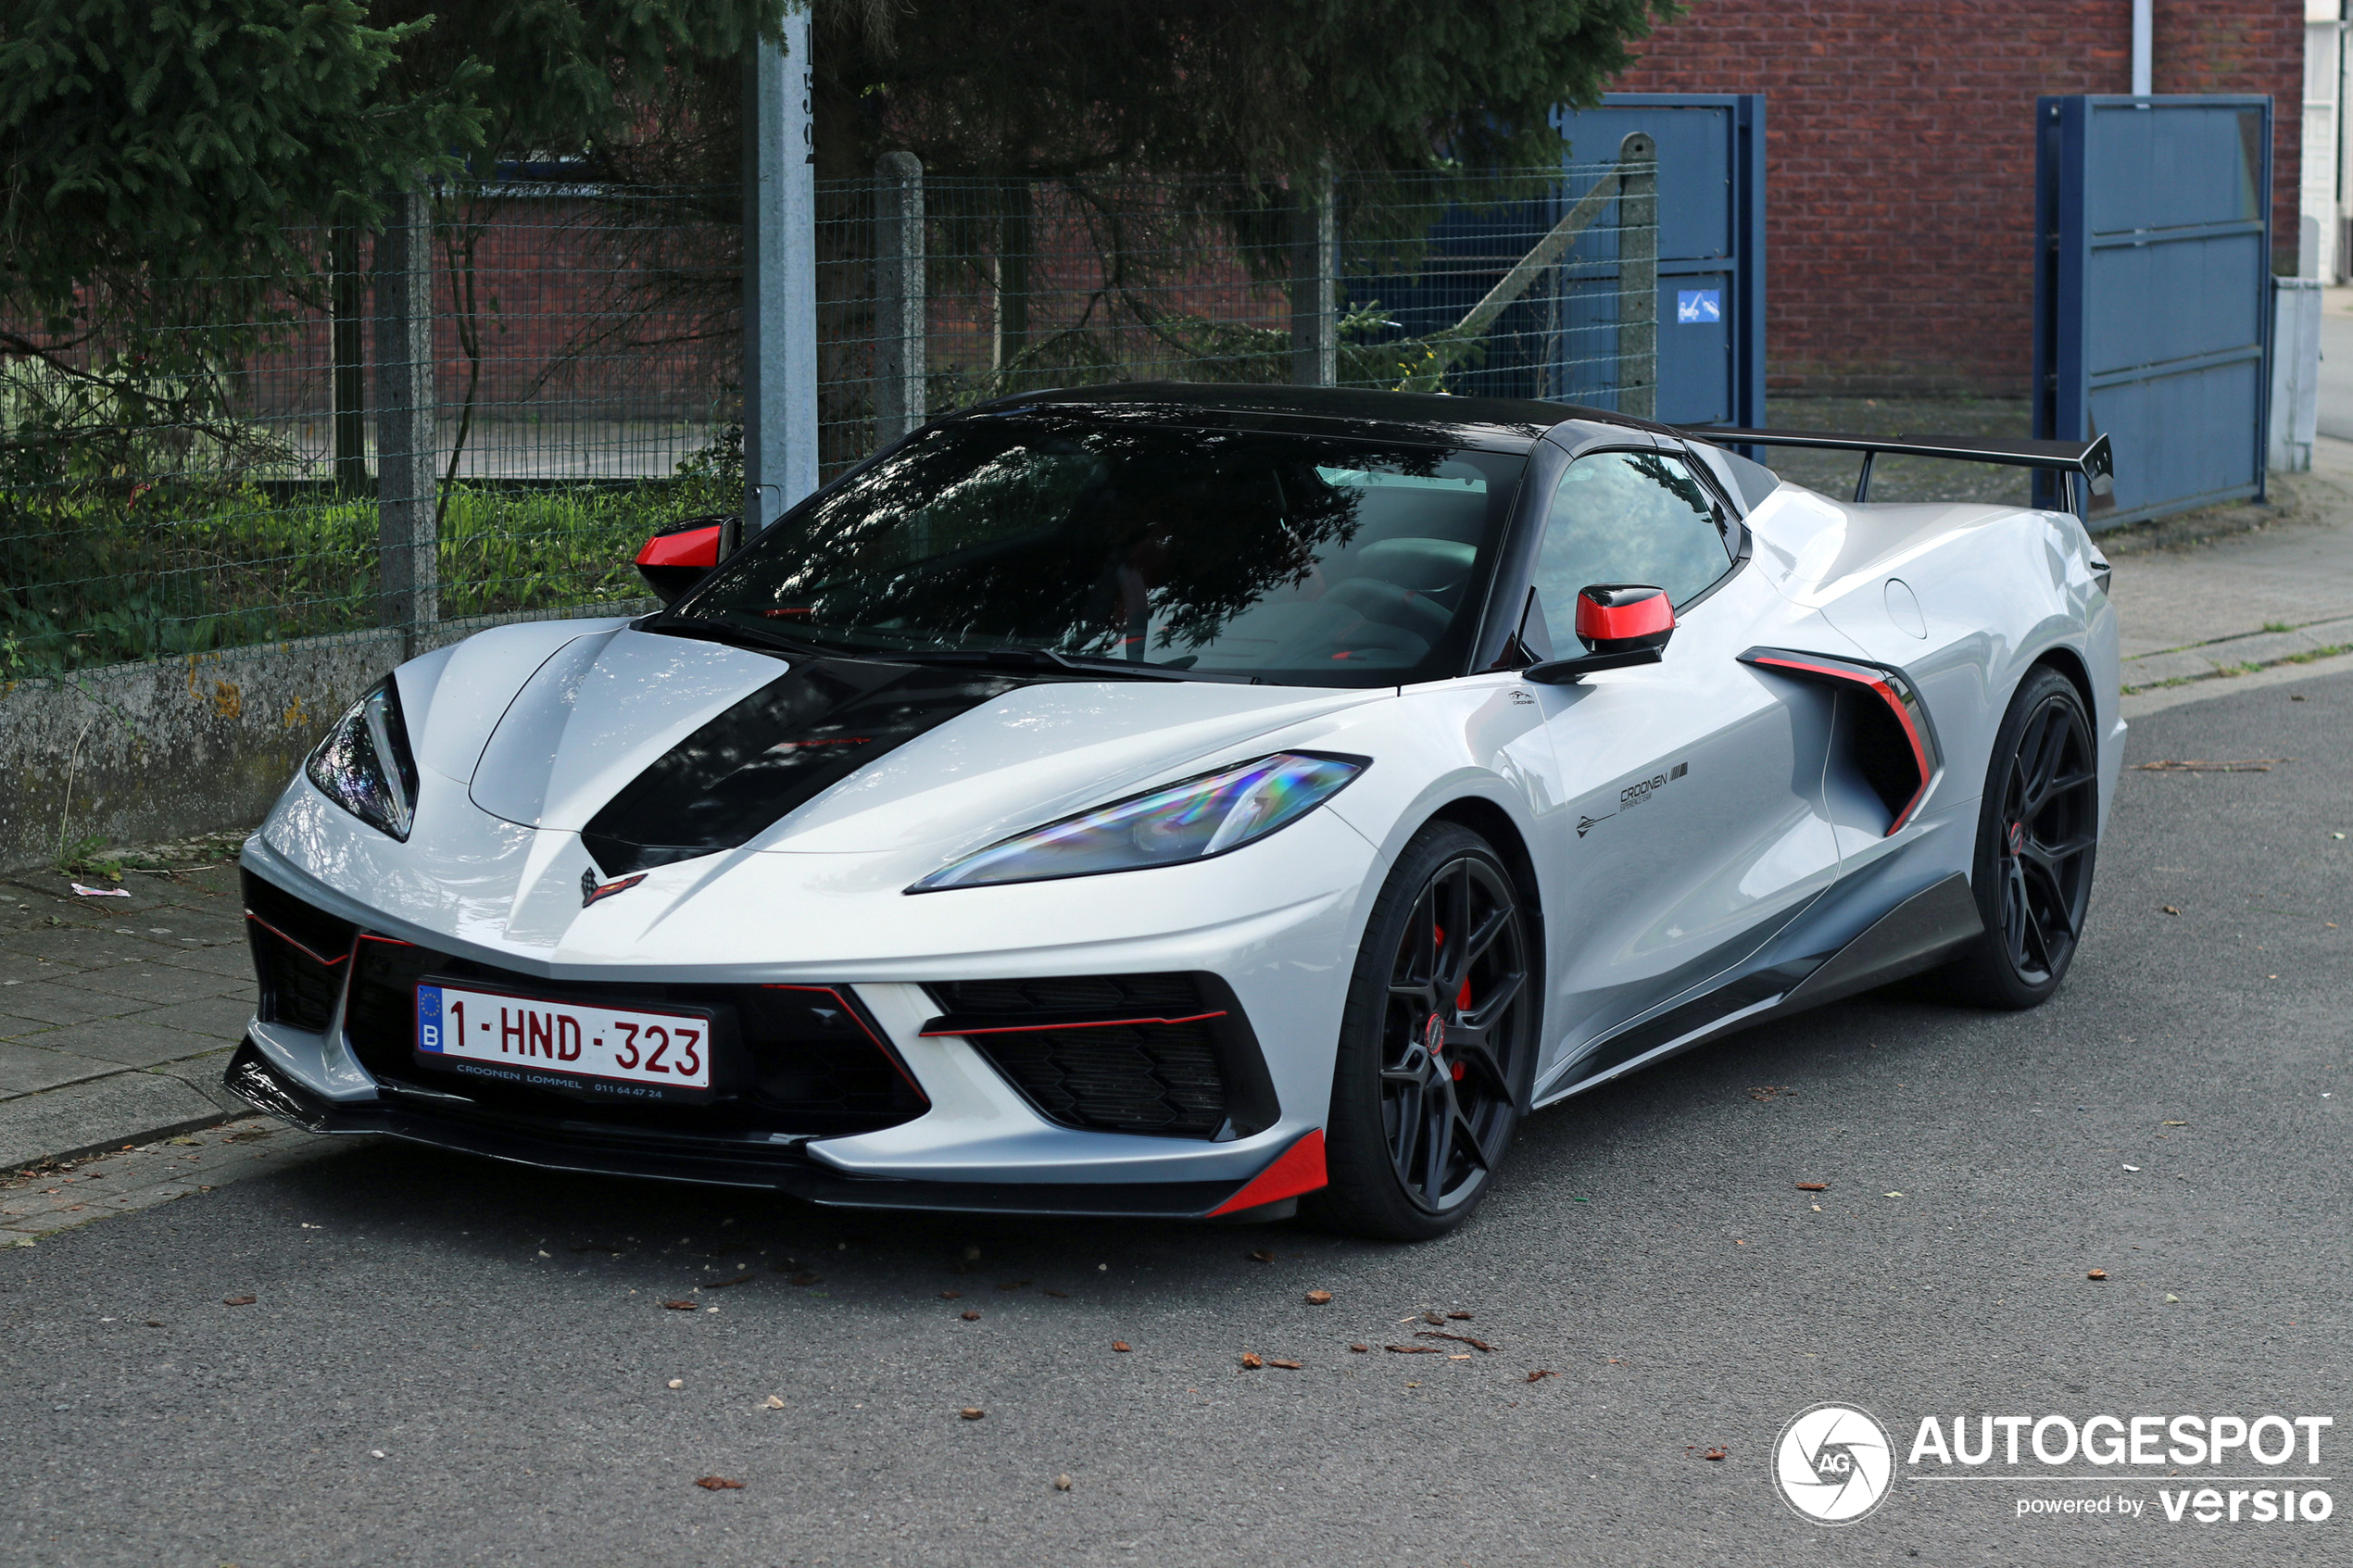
[1305,822,1540,1241]
[1937,666,2100,1009]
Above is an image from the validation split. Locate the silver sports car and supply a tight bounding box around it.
[227,385,2120,1239]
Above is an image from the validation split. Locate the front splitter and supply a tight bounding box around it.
[223,1040,1252,1220]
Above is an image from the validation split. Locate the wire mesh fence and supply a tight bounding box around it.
[3,158,1661,679]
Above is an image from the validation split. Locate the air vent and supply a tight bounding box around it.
[242,872,354,1031]
[923,974,1277,1141]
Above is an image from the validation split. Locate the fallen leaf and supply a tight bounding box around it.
[1239,1352,1264,1369]
[1247,1249,1275,1263]
[961,1407,986,1421]
[662,1299,698,1311]
[961,1310,982,1321]
[695,1476,743,1490]
[1416,1329,1497,1351]
[940,1290,963,1299]
[1054,1474,1073,1491]
[1795,1182,1829,1192]
[1385,1345,1443,1355]
[1042,1289,1069,1298]
[222,1296,256,1307]
[2086,1269,2108,1280]
[1265,1359,1302,1370]
[1304,1290,1333,1306]
[1701,1447,1728,1461]
[764,1396,786,1410]
[2135,759,2285,772]
[1527,1369,1558,1383]
[1350,1344,1370,1353]
[1445,1311,1473,1321]
[2165,1294,2181,1303]
[1422,1311,1445,1325]
[703,1273,758,1289]
[2162,906,2181,916]
[144,1320,165,1328]
[1111,1341,1131,1352]
[997,1280,1030,1290]
[667,1379,684,1389]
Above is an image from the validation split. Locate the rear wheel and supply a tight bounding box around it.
[1307,823,1538,1241]
[1939,666,2099,1009]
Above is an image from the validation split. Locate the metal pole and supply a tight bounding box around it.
[874,151,926,444]
[373,188,436,651]
[1617,132,1658,421]
[743,13,818,537]
[2131,0,2152,95]
[331,225,369,496]
[1290,169,1337,386]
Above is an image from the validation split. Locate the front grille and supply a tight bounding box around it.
[343,938,926,1138]
[926,973,1268,1140]
[243,872,354,1031]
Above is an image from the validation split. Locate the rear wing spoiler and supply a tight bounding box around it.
[1679,426,2114,516]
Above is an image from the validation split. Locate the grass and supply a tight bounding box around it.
[1,477,728,678]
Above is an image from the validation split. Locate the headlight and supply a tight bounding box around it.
[305,678,421,840]
[909,751,1366,892]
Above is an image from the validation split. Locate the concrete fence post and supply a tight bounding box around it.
[2271,276,2322,472]
[1617,132,1658,422]
[874,151,927,445]
[373,188,437,650]
[1290,170,1338,386]
[743,14,818,538]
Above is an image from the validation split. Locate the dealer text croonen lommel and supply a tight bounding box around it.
[1775,1403,2336,1526]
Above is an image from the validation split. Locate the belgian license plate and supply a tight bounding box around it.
[415,981,714,1100]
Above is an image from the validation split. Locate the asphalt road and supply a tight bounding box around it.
[5,671,2347,1567]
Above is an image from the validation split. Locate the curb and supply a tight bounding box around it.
[0,1067,244,1174]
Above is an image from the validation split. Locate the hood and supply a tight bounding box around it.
[456,627,1384,873]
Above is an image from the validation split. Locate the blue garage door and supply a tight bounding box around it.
[2035,95,2272,525]
[1550,94,1766,428]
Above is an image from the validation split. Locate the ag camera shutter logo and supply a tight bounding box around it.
[1775,1402,1896,1524]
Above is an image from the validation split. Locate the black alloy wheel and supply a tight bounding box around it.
[1944,667,2100,1008]
[1311,823,1538,1241]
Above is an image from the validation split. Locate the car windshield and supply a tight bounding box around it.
[669,416,1526,686]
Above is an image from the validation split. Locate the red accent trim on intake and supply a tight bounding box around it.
[1206,1129,1328,1216]
[244,911,349,968]
[635,524,723,571]
[1742,650,1933,834]
[758,984,930,1102]
[1575,589,1673,643]
[918,1010,1227,1038]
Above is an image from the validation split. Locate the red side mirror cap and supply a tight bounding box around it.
[635,523,722,571]
[635,518,728,607]
[1574,584,1674,653]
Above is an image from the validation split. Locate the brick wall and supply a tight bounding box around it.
[1612,0,2305,396]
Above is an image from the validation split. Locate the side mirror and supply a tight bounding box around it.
[1523,584,1674,684]
[635,515,728,607]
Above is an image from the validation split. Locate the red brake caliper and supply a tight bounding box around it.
[1430,922,1469,1080]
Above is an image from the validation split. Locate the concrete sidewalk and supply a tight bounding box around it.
[6,459,2353,1197]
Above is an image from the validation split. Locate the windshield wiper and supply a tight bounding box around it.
[647,615,834,661]
[888,646,1241,683]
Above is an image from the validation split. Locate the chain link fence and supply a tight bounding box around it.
[3,155,1660,680]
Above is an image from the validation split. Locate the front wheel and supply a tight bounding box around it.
[1306,822,1539,1241]
[1938,666,2100,1009]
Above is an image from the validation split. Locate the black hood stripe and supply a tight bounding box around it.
[582,659,1035,876]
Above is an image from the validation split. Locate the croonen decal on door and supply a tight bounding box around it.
[1578,760,1691,837]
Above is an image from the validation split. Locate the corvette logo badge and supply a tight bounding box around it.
[581,870,648,908]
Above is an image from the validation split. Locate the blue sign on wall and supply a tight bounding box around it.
[1677,289,1722,324]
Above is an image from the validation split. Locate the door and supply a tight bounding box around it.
[1525,446,1843,1089]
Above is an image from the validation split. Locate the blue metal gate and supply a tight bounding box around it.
[1340,94,1763,424]
[1550,94,1767,428]
[2034,95,2272,525]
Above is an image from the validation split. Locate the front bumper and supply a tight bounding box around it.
[222,1041,1310,1217]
